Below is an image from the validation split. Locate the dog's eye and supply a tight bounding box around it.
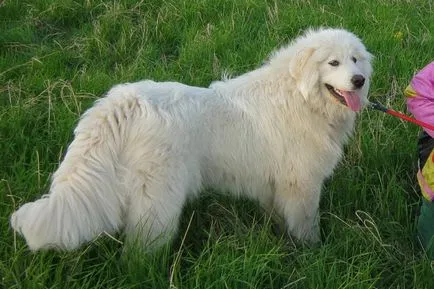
[352,57,357,63]
[328,60,340,67]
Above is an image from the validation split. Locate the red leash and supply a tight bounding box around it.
[369,102,434,131]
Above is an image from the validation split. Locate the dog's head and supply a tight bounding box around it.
[288,28,373,112]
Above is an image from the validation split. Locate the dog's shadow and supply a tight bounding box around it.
[173,190,289,255]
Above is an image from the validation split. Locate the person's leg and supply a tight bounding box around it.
[416,131,434,258]
[417,199,434,258]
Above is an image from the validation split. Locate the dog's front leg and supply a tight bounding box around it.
[272,180,321,245]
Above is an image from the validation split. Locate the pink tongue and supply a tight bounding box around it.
[340,90,361,111]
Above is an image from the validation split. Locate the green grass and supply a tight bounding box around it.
[1,0,434,288]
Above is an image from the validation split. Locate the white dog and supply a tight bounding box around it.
[11,28,372,251]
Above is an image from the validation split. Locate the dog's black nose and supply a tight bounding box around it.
[351,74,365,89]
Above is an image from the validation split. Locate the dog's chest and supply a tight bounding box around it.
[281,121,347,180]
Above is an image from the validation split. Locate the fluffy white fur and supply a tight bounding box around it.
[11,28,373,251]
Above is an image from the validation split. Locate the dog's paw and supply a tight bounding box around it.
[304,230,322,247]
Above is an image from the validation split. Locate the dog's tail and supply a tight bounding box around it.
[11,86,142,251]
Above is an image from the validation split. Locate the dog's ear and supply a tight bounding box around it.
[289,47,319,101]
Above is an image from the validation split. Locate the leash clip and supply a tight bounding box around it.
[368,101,388,112]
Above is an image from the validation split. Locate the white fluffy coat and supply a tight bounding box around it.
[11,28,373,251]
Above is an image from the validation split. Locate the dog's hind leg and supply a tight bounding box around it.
[122,162,197,251]
[10,92,141,251]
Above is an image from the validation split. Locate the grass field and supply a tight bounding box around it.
[1,0,434,288]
